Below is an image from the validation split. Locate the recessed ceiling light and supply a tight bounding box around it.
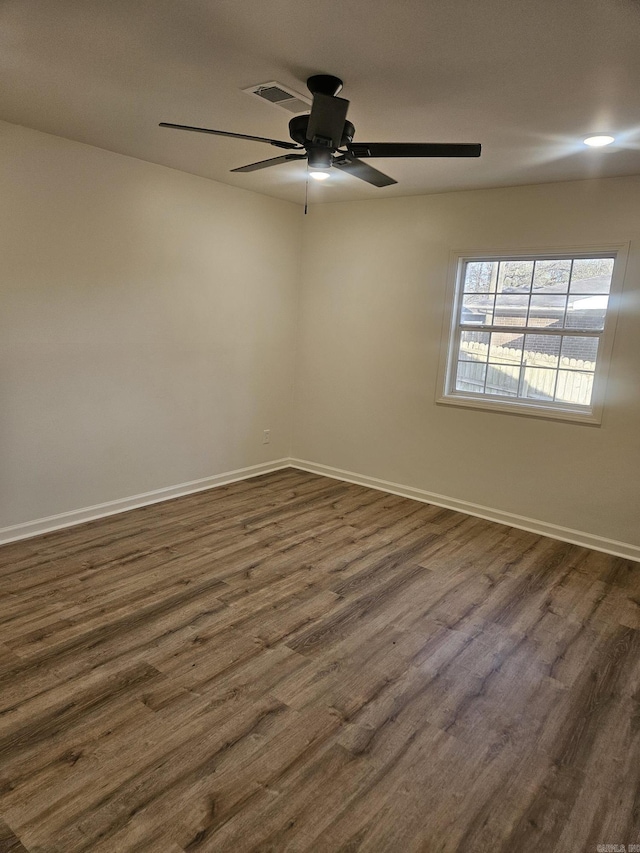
[583,135,615,147]
[309,171,330,181]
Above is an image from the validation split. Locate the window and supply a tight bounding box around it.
[438,246,627,423]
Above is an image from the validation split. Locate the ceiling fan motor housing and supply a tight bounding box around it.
[288,116,355,150]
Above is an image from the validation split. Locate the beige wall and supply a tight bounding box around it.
[1,122,300,528]
[2,119,638,551]
[292,177,640,547]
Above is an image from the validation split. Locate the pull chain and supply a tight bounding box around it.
[304,168,309,215]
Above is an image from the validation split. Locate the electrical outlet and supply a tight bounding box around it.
[262,429,270,445]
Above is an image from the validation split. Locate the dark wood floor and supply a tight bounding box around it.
[1,469,639,852]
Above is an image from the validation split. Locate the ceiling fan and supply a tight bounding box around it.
[160,75,481,188]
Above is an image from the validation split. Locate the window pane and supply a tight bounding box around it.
[489,332,523,364]
[458,331,490,361]
[532,259,571,292]
[527,294,566,328]
[464,261,498,293]
[565,295,608,330]
[555,370,594,406]
[461,293,495,325]
[485,363,521,397]
[520,367,557,401]
[570,258,613,294]
[523,333,561,368]
[497,260,534,293]
[493,294,529,326]
[455,360,487,393]
[559,335,599,364]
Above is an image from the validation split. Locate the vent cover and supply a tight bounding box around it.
[243,82,311,114]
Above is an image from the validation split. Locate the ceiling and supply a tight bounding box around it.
[2,0,640,204]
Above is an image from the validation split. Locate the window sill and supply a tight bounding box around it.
[436,392,602,425]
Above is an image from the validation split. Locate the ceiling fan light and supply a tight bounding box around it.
[309,171,330,181]
[583,135,615,147]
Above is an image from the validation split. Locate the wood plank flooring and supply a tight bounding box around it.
[1,468,639,852]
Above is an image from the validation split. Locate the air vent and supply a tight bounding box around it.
[243,81,311,114]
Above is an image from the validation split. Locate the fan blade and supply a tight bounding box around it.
[159,122,300,150]
[306,93,349,149]
[347,142,482,158]
[332,155,397,187]
[231,154,306,173]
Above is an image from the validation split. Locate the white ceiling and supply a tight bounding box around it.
[2,0,640,204]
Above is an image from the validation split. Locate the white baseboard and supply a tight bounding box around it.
[289,458,640,564]
[0,459,290,545]
[4,456,639,563]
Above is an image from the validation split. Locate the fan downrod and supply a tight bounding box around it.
[306,74,343,97]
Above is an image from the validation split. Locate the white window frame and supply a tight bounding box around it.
[436,243,629,425]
